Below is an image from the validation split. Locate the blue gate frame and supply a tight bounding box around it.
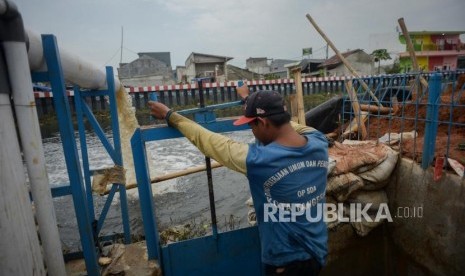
[31,34,131,275]
[131,102,264,275]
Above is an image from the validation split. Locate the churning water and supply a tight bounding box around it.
[44,126,255,252]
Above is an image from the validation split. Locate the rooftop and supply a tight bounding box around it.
[318,49,363,68]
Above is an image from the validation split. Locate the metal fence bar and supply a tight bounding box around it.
[421,73,442,169]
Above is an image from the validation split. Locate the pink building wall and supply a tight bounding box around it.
[443,56,457,70]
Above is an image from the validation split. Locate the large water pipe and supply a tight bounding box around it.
[26,29,121,90]
[0,35,47,276]
[1,1,66,275]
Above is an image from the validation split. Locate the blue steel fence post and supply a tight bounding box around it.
[106,67,131,243]
[131,129,160,260]
[74,86,96,222]
[42,35,100,275]
[422,73,442,170]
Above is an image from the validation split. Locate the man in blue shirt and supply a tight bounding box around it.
[149,90,328,275]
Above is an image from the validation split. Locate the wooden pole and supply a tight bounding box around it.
[289,94,299,123]
[398,18,419,71]
[306,14,382,107]
[292,68,306,124]
[345,80,367,140]
[359,103,399,114]
[109,162,225,193]
[397,18,429,89]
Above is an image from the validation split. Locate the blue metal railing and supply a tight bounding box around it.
[74,67,131,244]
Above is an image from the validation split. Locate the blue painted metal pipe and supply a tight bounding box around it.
[131,129,161,260]
[421,73,442,169]
[41,35,100,275]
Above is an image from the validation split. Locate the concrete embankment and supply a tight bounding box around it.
[323,157,465,275]
[386,158,465,275]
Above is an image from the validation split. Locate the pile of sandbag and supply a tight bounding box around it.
[327,140,398,236]
[246,140,399,237]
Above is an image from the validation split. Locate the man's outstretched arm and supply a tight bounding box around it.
[148,101,248,175]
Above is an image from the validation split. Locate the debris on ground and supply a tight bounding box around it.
[65,241,161,276]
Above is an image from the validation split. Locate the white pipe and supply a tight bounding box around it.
[3,41,67,276]
[27,29,121,91]
[0,93,46,275]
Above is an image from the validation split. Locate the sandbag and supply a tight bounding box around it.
[329,141,389,176]
[327,173,364,202]
[378,130,417,145]
[346,190,389,236]
[359,147,399,190]
[327,157,336,175]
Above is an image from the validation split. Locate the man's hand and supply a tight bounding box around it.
[236,82,250,99]
[148,101,171,120]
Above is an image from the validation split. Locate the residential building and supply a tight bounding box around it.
[284,59,325,78]
[398,31,465,72]
[227,64,262,81]
[184,52,233,82]
[246,57,271,74]
[137,52,172,67]
[118,52,174,86]
[318,49,374,76]
[176,66,187,83]
[268,59,297,78]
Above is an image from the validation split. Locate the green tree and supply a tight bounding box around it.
[371,49,392,74]
[385,58,402,74]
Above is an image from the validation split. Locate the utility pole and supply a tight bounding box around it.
[326,43,329,60]
[120,26,124,64]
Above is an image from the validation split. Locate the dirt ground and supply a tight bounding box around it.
[342,74,465,168]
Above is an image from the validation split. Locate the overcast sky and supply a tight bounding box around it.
[15,0,465,71]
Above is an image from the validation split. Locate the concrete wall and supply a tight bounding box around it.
[118,56,172,79]
[185,54,229,81]
[246,58,270,74]
[322,157,465,275]
[322,224,388,275]
[176,67,187,83]
[386,158,465,275]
